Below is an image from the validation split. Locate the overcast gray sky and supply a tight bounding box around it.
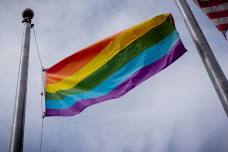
[0,0,228,152]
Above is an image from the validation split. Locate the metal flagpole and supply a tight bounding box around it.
[175,0,228,117]
[9,8,34,152]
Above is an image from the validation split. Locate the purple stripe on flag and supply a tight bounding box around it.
[45,40,187,116]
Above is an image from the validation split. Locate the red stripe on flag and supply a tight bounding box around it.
[207,10,228,19]
[216,23,228,31]
[198,0,228,8]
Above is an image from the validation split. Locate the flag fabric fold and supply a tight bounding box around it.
[44,13,187,117]
[193,0,228,39]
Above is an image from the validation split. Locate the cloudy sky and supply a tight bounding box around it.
[0,0,228,152]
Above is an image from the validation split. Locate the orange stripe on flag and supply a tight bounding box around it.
[46,34,117,84]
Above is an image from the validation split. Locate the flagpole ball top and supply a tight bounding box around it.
[22,8,34,19]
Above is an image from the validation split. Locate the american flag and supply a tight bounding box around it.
[194,0,228,38]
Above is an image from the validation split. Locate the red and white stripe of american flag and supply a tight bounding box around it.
[194,0,228,37]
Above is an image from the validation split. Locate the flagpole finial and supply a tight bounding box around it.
[22,8,34,23]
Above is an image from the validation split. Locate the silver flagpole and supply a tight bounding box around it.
[175,0,228,117]
[9,8,34,152]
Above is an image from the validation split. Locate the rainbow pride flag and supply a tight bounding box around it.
[44,13,187,116]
